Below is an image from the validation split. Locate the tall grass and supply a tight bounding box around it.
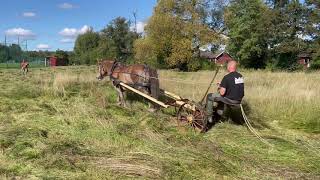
[0,66,319,179]
[159,69,320,133]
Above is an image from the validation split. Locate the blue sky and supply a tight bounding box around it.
[0,0,157,51]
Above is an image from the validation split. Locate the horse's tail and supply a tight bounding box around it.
[149,68,160,100]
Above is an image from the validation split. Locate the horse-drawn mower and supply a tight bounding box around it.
[119,82,210,132]
[97,60,269,145]
[97,60,225,132]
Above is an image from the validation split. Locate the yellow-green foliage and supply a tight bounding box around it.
[134,0,217,69]
[0,67,319,179]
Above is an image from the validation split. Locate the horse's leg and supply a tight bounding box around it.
[141,86,157,112]
[120,87,127,108]
[113,85,122,106]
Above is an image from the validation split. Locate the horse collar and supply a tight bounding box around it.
[108,61,119,78]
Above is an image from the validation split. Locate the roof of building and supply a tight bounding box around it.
[298,53,311,58]
[200,51,231,59]
[200,51,215,59]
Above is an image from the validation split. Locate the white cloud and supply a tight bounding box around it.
[59,28,78,38]
[23,12,36,17]
[58,3,77,9]
[36,44,50,50]
[60,38,75,43]
[5,28,36,39]
[59,25,90,38]
[78,25,91,34]
[130,21,146,33]
[59,25,91,43]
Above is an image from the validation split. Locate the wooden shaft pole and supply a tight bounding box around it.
[119,82,170,108]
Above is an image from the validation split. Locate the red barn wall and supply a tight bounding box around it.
[216,53,234,64]
[49,57,68,66]
[50,57,57,66]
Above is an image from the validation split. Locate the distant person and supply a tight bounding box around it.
[206,60,244,122]
[20,59,29,75]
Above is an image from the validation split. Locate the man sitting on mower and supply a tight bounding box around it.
[206,60,244,123]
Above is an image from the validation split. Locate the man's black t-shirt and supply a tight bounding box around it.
[220,71,244,101]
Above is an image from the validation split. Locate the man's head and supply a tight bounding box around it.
[227,60,237,72]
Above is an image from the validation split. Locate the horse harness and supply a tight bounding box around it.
[108,61,151,88]
[108,61,119,79]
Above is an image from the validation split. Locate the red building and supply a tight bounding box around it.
[46,56,68,67]
[214,52,234,64]
[298,53,311,69]
[200,51,235,64]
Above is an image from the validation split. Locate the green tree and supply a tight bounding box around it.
[8,44,22,62]
[305,0,320,68]
[100,17,138,61]
[269,0,308,69]
[134,0,217,70]
[55,49,70,65]
[0,45,9,63]
[225,0,271,68]
[74,28,100,64]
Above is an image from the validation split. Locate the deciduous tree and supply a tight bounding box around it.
[225,0,271,68]
[135,0,218,70]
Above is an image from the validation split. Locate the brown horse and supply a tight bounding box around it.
[97,60,160,109]
[20,60,29,75]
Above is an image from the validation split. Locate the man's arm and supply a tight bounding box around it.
[219,87,226,96]
[219,76,227,96]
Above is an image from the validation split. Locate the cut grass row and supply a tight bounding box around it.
[0,66,319,179]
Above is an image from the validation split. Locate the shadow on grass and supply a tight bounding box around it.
[206,100,272,132]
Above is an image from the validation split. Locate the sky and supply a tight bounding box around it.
[0,0,157,51]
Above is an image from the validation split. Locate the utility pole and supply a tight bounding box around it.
[4,35,7,46]
[133,10,137,33]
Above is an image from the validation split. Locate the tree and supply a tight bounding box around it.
[268,0,308,69]
[8,44,22,62]
[0,45,9,63]
[225,0,271,68]
[74,28,100,64]
[100,17,139,61]
[134,0,217,70]
[305,0,320,68]
[55,49,70,65]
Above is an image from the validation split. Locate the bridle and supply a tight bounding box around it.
[98,61,119,80]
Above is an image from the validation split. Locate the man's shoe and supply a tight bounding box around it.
[207,116,213,123]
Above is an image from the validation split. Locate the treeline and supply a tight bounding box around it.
[0,43,73,64]
[73,17,139,65]
[74,0,320,70]
[0,44,23,62]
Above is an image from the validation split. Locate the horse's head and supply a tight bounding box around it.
[97,60,115,80]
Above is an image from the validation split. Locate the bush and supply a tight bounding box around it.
[310,58,320,70]
[187,58,202,71]
[200,59,216,70]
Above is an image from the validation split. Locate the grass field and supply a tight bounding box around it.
[0,63,45,69]
[0,66,319,179]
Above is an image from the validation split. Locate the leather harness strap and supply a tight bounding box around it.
[108,61,119,80]
[108,62,151,88]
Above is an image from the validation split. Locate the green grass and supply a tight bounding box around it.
[0,63,45,69]
[0,67,319,179]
